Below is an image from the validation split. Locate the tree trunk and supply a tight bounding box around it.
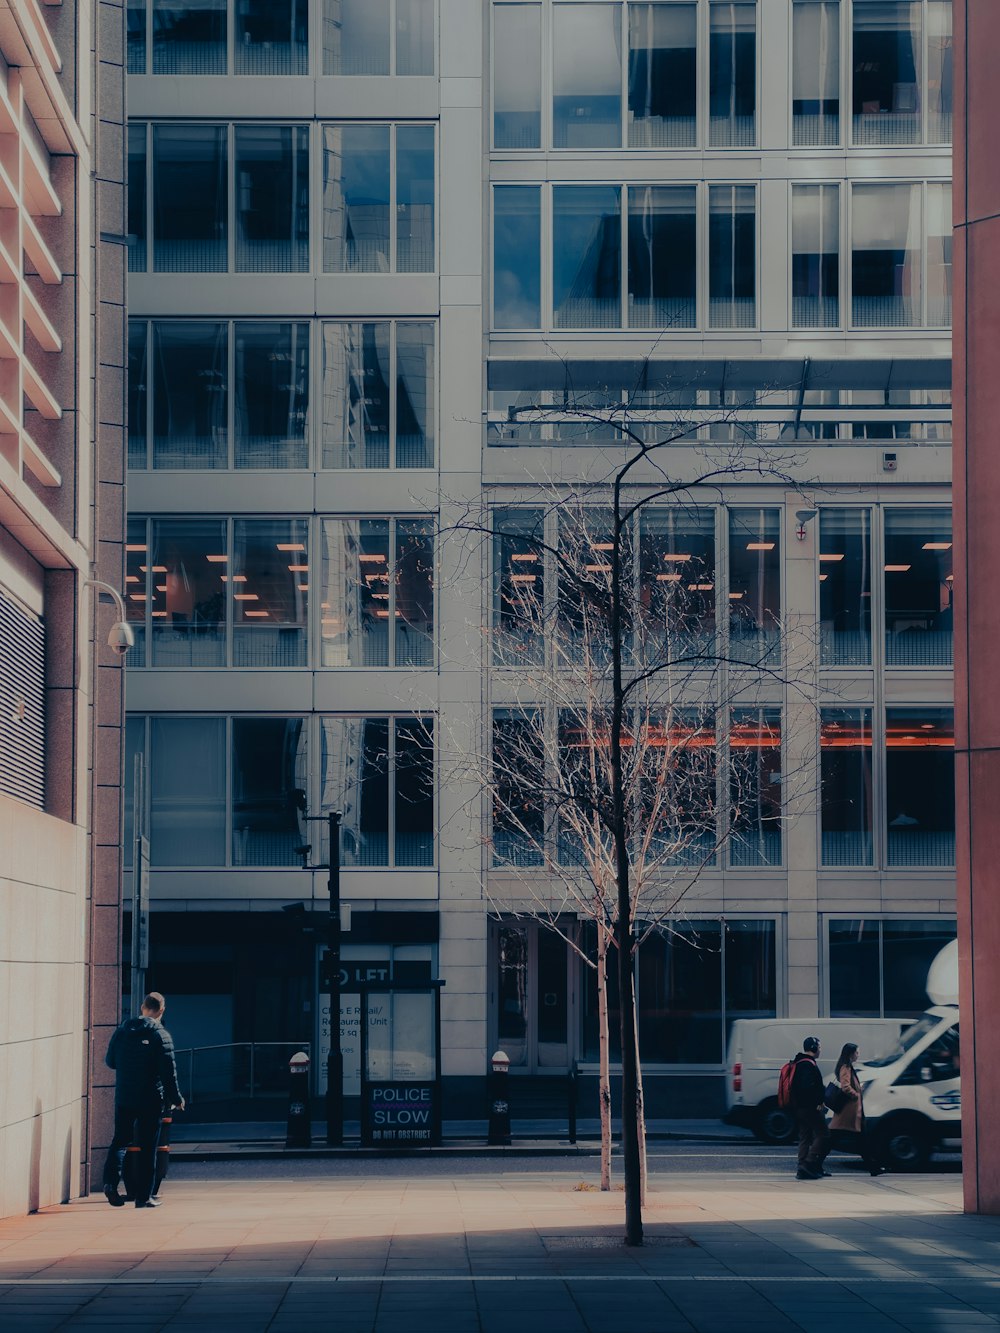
[597,925,612,1191]
[633,977,648,1206]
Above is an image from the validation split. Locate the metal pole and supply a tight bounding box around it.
[326,809,343,1146]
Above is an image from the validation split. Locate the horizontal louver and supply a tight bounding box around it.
[0,587,45,808]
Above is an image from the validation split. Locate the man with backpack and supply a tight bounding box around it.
[783,1035,830,1180]
[102,991,184,1209]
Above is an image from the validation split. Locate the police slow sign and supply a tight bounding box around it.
[362,1081,440,1146]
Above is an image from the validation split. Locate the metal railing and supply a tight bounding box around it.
[174,1041,311,1107]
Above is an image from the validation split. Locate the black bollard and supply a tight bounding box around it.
[487,1049,511,1146]
[285,1051,312,1148]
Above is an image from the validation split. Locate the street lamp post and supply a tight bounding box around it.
[325,809,343,1147]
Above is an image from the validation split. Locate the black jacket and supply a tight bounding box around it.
[105,1017,182,1108]
[790,1051,824,1112]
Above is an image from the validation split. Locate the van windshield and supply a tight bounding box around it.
[862,1014,943,1067]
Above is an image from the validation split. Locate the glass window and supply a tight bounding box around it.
[852,0,921,145]
[883,508,952,665]
[926,181,952,326]
[821,708,873,866]
[851,182,920,328]
[926,1,953,143]
[492,508,545,665]
[709,185,755,329]
[638,922,722,1063]
[792,183,839,329]
[323,0,433,75]
[628,3,697,147]
[497,925,529,1064]
[235,0,308,75]
[149,519,227,666]
[793,0,840,145]
[151,321,228,469]
[322,321,433,469]
[725,920,776,1028]
[127,124,147,273]
[234,125,309,273]
[627,185,696,329]
[232,718,306,865]
[150,717,226,865]
[152,0,226,74]
[885,708,954,866]
[637,506,715,656]
[492,709,545,865]
[320,716,434,867]
[494,4,542,148]
[728,708,781,867]
[322,124,390,272]
[537,927,569,1065]
[153,124,228,272]
[128,0,146,73]
[396,0,435,74]
[819,508,871,665]
[709,1,756,146]
[829,918,956,1016]
[125,521,149,667]
[231,519,309,668]
[728,508,779,661]
[493,186,542,329]
[829,919,881,1016]
[641,711,717,867]
[127,321,148,471]
[320,518,434,667]
[556,508,614,662]
[234,322,309,469]
[396,125,435,272]
[553,186,622,329]
[122,716,145,865]
[553,4,622,149]
[883,919,956,1015]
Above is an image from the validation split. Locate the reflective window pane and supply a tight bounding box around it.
[628,3,697,147]
[729,708,781,867]
[852,182,920,328]
[627,185,696,329]
[927,1,953,142]
[234,322,309,469]
[728,508,779,661]
[497,925,529,1064]
[553,186,622,329]
[152,0,226,74]
[553,4,622,148]
[151,321,228,469]
[395,323,434,467]
[793,0,840,145]
[325,0,390,74]
[641,711,717,867]
[153,124,228,272]
[537,928,568,1064]
[127,321,148,470]
[394,717,434,865]
[709,1,756,147]
[926,182,952,327]
[792,183,839,329]
[829,919,881,1016]
[322,717,390,866]
[150,717,226,865]
[725,920,776,1030]
[885,708,954,866]
[235,0,308,75]
[819,508,871,665]
[883,920,956,1015]
[493,508,545,665]
[883,507,952,665]
[394,520,434,666]
[232,519,309,667]
[322,322,391,468]
[709,185,755,329]
[125,520,149,666]
[127,123,147,273]
[637,506,715,656]
[232,718,307,865]
[492,709,545,865]
[493,186,541,329]
[396,125,435,272]
[123,717,145,862]
[821,708,873,866]
[323,124,390,272]
[128,0,147,73]
[852,0,921,145]
[494,4,542,148]
[235,125,309,273]
[396,0,435,74]
[149,519,227,665]
[638,922,722,1063]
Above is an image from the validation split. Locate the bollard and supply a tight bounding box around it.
[568,1063,578,1145]
[285,1051,312,1148]
[487,1049,511,1146]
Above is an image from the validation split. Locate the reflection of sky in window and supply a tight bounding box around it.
[494,188,540,328]
[553,187,621,310]
[339,125,390,209]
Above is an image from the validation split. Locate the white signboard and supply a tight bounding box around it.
[316,993,389,1095]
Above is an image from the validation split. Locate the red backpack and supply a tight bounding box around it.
[777,1057,798,1109]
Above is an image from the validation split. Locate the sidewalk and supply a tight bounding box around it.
[169,1118,753,1158]
[1,1163,997,1331]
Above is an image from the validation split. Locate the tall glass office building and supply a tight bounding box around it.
[125,0,953,1115]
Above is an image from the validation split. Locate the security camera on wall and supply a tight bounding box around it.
[107,621,135,657]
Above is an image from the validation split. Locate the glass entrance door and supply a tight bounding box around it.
[492,920,571,1072]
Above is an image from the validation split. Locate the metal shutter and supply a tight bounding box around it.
[0,586,45,808]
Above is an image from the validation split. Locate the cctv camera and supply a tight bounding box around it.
[107,621,135,657]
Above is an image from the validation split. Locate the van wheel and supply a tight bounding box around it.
[875,1116,932,1171]
[754,1099,796,1145]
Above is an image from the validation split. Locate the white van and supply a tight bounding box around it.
[722,1017,908,1144]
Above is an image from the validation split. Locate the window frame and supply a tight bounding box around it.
[846,179,952,330]
[823,914,958,1017]
[849,0,954,148]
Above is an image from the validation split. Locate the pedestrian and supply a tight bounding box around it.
[103,991,184,1209]
[829,1042,884,1176]
[791,1035,830,1180]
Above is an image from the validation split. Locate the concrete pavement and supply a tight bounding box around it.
[1,1162,999,1331]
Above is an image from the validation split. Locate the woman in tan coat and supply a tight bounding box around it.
[830,1043,884,1175]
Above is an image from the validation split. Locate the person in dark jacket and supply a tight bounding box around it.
[103,991,184,1209]
[791,1035,830,1181]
